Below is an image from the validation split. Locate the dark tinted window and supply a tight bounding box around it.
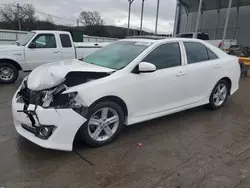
[197,33,209,40]
[31,34,56,48]
[182,34,193,38]
[176,34,193,38]
[207,48,218,60]
[60,34,72,48]
[184,42,209,64]
[143,43,181,70]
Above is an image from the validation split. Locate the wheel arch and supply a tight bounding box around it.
[218,77,232,95]
[90,95,128,122]
[0,58,22,70]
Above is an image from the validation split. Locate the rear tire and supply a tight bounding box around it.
[0,63,19,84]
[80,101,125,147]
[208,80,229,110]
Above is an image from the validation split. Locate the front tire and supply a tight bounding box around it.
[80,101,125,147]
[208,80,229,110]
[0,63,19,84]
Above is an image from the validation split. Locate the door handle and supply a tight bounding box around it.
[53,51,59,53]
[176,71,186,77]
[214,64,220,69]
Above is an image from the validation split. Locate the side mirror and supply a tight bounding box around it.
[138,62,156,73]
[28,42,36,49]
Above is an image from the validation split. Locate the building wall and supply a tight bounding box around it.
[179,5,250,46]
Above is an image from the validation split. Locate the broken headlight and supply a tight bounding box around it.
[51,91,80,108]
[41,84,82,109]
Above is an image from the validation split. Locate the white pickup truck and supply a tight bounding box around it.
[176,32,237,51]
[0,30,110,83]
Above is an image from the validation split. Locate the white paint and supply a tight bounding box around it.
[27,59,114,91]
[0,30,110,71]
[12,89,86,151]
[12,37,240,151]
[138,62,156,72]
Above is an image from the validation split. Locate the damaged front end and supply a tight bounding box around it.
[16,79,87,140]
[15,69,111,141]
[19,70,111,111]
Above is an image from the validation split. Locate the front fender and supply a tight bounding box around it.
[0,50,27,70]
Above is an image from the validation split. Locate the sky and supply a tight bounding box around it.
[1,0,177,34]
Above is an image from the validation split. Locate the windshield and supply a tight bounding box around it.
[83,41,151,70]
[17,32,35,46]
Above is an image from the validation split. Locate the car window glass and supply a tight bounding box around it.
[84,41,149,70]
[142,43,181,70]
[182,34,193,38]
[207,48,218,60]
[197,33,209,40]
[184,42,209,64]
[176,34,193,38]
[32,34,56,48]
[60,34,72,48]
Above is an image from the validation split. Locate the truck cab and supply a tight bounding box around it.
[0,30,109,83]
[176,32,210,40]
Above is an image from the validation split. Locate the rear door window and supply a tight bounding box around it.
[60,34,72,48]
[184,42,209,64]
[207,48,218,60]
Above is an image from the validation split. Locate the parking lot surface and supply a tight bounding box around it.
[1,75,250,188]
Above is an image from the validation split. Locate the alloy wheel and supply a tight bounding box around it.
[87,107,119,142]
[213,83,227,107]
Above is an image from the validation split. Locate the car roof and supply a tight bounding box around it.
[31,30,70,34]
[126,36,166,40]
[121,37,206,44]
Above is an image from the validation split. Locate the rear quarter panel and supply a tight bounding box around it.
[221,55,240,94]
[201,41,240,96]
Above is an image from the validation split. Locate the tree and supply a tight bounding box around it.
[79,11,103,26]
[45,14,54,24]
[0,3,36,29]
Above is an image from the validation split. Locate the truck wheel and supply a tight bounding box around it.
[0,63,19,84]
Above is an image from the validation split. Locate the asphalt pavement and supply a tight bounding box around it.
[1,73,250,188]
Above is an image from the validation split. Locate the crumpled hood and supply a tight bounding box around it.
[27,59,114,91]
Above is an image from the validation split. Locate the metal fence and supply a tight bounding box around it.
[0,29,28,45]
[200,27,240,40]
[83,35,118,43]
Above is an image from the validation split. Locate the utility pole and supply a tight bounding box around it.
[140,0,145,35]
[222,0,233,49]
[77,19,79,27]
[155,0,160,35]
[194,0,203,38]
[127,0,134,36]
[17,3,21,31]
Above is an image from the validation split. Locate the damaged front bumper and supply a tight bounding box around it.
[12,86,87,151]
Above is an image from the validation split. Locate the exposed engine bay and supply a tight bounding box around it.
[17,71,111,109]
[17,83,76,108]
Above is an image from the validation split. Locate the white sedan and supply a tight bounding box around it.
[12,37,240,151]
